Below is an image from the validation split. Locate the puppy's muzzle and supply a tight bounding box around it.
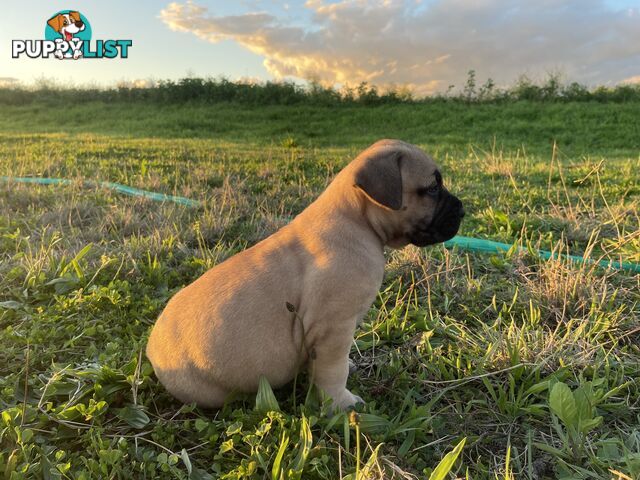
[409,193,464,247]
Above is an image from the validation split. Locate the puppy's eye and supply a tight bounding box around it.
[63,20,68,25]
[418,183,439,196]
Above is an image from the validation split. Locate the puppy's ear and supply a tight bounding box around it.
[69,11,81,22]
[354,150,403,210]
[47,14,63,32]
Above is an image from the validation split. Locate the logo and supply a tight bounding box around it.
[12,10,132,60]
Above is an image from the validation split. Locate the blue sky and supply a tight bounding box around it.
[2,1,639,92]
[2,1,272,85]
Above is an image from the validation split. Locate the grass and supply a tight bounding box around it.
[0,99,639,479]
[1,101,640,157]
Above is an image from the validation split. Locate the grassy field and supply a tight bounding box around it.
[0,100,639,479]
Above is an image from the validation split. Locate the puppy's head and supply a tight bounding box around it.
[47,11,85,40]
[353,139,464,248]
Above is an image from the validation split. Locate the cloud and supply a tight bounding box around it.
[116,79,158,88]
[0,77,20,88]
[160,0,640,94]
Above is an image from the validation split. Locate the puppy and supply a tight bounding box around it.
[146,139,464,410]
[47,11,85,59]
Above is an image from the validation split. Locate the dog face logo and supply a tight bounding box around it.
[45,10,92,60]
[47,12,85,42]
[11,10,131,60]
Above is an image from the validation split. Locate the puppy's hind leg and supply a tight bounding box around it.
[156,367,229,409]
[179,380,229,409]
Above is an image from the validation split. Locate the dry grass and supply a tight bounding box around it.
[0,126,638,479]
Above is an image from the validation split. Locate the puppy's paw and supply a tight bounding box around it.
[332,389,364,411]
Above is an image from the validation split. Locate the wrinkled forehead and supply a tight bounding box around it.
[398,145,438,179]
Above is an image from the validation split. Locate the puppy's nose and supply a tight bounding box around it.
[75,20,84,27]
[450,195,464,218]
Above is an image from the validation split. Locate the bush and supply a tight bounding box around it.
[1,74,640,106]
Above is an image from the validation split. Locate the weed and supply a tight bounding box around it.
[0,100,638,478]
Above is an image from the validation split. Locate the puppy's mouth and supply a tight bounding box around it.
[64,31,73,41]
[409,193,465,247]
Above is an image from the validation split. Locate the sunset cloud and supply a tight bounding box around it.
[0,77,20,88]
[160,0,640,94]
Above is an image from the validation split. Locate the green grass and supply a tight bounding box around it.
[1,101,639,157]
[0,101,639,479]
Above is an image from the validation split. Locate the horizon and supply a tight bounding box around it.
[2,71,639,99]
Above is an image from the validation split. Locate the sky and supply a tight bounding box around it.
[1,0,639,94]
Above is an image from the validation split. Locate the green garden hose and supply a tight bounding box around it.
[1,176,200,207]
[443,235,640,273]
[2,176,638,273]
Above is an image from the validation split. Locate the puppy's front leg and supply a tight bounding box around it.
[311,321,363,410]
